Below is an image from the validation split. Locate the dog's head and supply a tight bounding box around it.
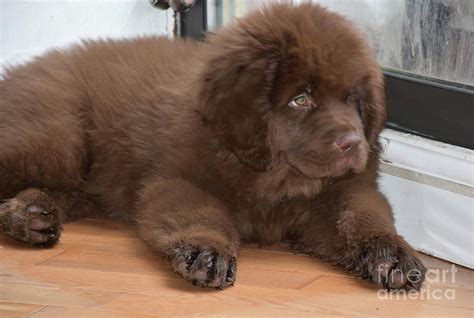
[200,4,386,181]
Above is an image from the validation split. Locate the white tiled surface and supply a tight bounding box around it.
[380,130,474,268]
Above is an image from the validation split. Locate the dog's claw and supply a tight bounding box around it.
[168,244,237,289]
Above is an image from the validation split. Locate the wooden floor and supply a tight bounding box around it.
[1,219,472,317]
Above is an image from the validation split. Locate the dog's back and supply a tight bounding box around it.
[0,36,204,211]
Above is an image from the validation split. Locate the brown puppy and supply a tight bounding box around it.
[0,4,426,290]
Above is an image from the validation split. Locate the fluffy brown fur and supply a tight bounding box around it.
[0,4,426,290]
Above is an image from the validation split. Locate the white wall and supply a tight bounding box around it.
[1,0,173,73]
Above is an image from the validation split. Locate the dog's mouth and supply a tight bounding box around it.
[285,148,368,179]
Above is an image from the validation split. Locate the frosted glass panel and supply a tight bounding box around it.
[207,0,474,87]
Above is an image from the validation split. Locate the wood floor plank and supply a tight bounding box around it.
[0,302,43,318]
[37,250,170,275]
[0,283,123,309]
[28,306,155,318]
[99,284,474,317]
[98,288,354,317]
[60,235,152,257]
[36,249,326,289]
[236,267,321,290]
[207,305,345,318]
[301,275,474,310]
[238,249,348,276]
[62,219,133,237]
[2,261,320,293]
[0,234,65,265]
[0,263,178,294]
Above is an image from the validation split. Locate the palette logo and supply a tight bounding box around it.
[376,265,457,300]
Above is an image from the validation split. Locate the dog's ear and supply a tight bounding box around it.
[199,44,280,172]
[362,69,387,144]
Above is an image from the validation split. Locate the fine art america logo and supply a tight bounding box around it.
[377,265,458,300]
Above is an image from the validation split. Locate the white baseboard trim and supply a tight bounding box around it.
[379,129,474,268]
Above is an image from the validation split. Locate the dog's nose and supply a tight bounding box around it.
[335,132,361,152]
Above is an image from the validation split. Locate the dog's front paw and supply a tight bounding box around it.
[359,235,426,290]
[0,198,62,247]
[166,243,237,289]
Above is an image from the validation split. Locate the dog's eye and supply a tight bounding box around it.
[295,95,307,106]
[289,93,312,109]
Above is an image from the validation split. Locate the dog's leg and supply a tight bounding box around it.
[135,178,239,289]
[0,188,100,247]
[293,186,426,290]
